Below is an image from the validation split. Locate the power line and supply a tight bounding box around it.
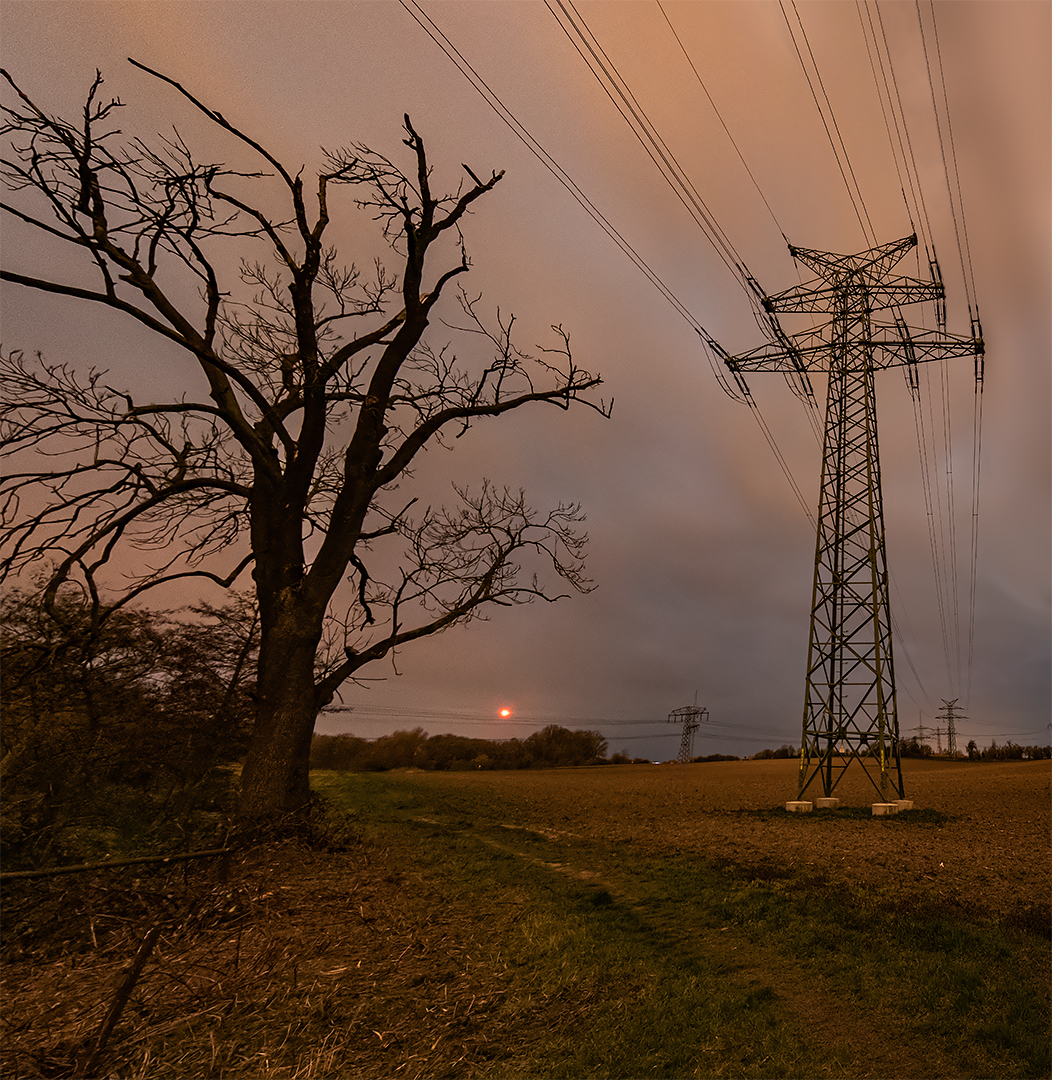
[401,0,827,534]
[546,0,758,299]
[853,0,966,703]
[400,0,984,719]
[916,0,979,316]
[322,701,801,746]
[858,0,936,253]
[542,0,822,524]
[855,2,916,239]
[854,0,984,707]
[654,0,829,518]
[655,0,787,241]
[911,365,957,693]
[778,0,877,246]
[743,385,816,527]
[965,374,984,705]
[915,0,986,707]
[397,0,747,403]
[938,361,962,690]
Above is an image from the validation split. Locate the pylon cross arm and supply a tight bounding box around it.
[789,234,918,277]
[765,278,942,314]
[726,328,979,374]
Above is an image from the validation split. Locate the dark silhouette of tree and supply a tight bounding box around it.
[0,64,610,819]
[310,726,610,772]
[898,737,933,759]
[525,724,607,766]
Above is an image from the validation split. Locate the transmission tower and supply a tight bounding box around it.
[668,704,709,764]
[937,698,965,758]
[721,235,982,800]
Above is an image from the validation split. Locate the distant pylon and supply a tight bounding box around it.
[668,703,709,764]
[721,235,982,800]
[937,698,965,758]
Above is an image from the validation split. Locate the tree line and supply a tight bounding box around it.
[312,732,751,771]
[311,726,610,772]
[966,739,1050,761]
[899,736,1051,760]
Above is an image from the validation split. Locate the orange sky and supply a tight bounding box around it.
[2,1,1048,756]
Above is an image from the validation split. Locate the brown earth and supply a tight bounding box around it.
[406,757,1051,921]
[2,758,1048,1078]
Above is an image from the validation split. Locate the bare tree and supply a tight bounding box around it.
[0,63,610,819]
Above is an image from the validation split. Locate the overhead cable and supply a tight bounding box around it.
[916,0,985,706]
[656,0,787,241]
[543,0,819,514]
[397,0,747,402]
[916,0,979,316]
[964,385,984,705]
[855,0,983,705]
[778,0,877,246]
[546,0,758,298]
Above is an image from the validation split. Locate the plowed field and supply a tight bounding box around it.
[392,757,1050,921]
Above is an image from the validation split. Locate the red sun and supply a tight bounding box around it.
[499,708,512,718]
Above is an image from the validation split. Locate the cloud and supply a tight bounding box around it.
[1,1,1047,762]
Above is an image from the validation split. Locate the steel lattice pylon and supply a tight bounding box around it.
[724,235,982,800]
[936,698,965,759]
[668,704,709,763]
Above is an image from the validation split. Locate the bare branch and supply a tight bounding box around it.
[315,483,590,704]
[2,68,608,818]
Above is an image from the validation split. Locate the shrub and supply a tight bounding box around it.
[1,588,255,869]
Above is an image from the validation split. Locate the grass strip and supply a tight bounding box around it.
[315,770,1051,1080]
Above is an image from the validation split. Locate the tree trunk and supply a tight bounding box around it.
[237,603,323,820]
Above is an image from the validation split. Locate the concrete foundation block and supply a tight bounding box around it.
[894,800,914,812]
[872,802,899,816]
[786,800,813,813]
[814,798,840,809]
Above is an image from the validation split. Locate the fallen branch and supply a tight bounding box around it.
[0,847,236,881]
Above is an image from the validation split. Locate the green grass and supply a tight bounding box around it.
[313,771,1051,1079]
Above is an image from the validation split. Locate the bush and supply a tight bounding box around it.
[309,734,375,771]
[753,745,795,760]
[899,737,934,759]
[1,588,255,870]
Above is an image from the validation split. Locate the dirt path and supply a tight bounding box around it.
[465,820,959,1079]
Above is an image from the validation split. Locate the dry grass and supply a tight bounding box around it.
[1,840,549,1079]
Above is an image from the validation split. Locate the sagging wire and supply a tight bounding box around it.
[397,0,749,407]
[544,0,768,323]
[778,0,877,248]
[917,0,985,707]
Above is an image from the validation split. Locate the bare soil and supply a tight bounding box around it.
[2,758,1048,1078]
[413,757,1050,922]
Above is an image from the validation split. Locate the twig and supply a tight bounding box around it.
[76,924,162,1078]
